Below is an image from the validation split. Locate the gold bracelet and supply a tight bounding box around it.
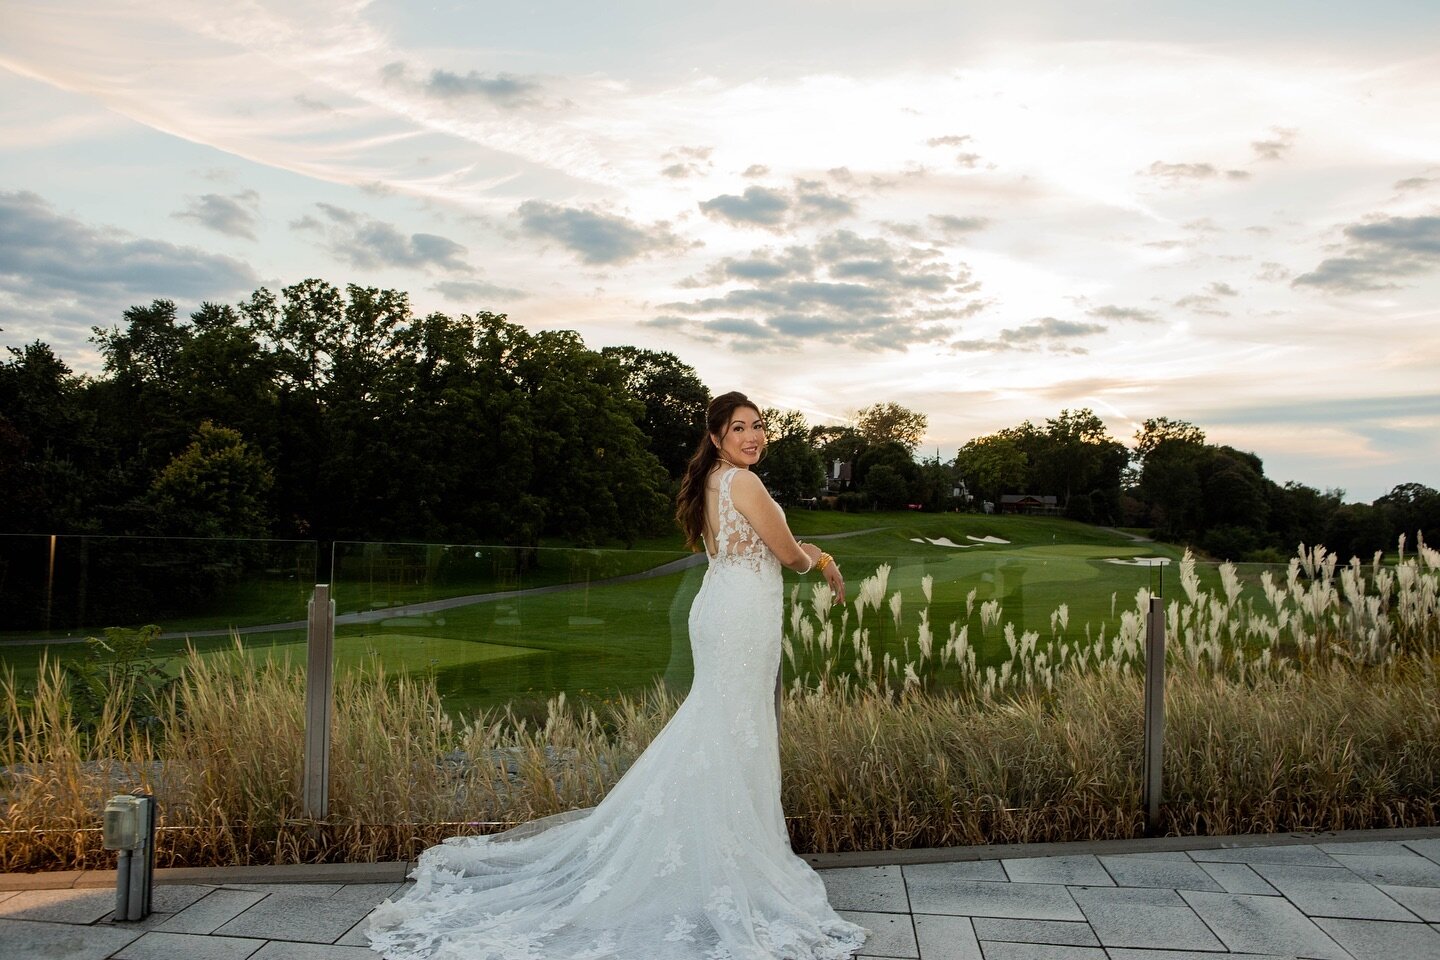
[816,552,833,572]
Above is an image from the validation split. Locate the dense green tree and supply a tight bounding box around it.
[1042,409,1127,521]
[862,463,910,510]
[149,422,274,538]
[912,458,958,512]
[600,346,709,479]
[1375,482,1440,546]
[0,341,97,532]
[855,401,927,451]
[756,408,824,504]
[1267,482,1344,555]
[855,440,919,494]
[1325,502,1392,560]
[954,435,1028,507]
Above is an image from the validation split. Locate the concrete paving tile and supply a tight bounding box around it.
[1403,837,1440,865]
[1377,883,1440,922]
[904,860,1009,883]
[1314,916,1440,960]
[221,882,346,898]
[1177,889,1349,959]
[1188,844,1342,867]
[249,943,378,960]
[821,865,911,913]
[1316,840,1415,857]
[113,931,267,960]
[334,913,376,947]
[905,877,1083,921]
[1331,851,1440,888]
[1002,856,1112,887]
[155,889,269,934]
[0,885,119,923]
[107,883,216,916]
[837,910,918,959]
[1105,951,1295,960]
[98,910,178,931]
[1096,851,1194,861]
[1250,862,1370,886]
[328,882,407,905]
[1098,856,1223,892]
[1264,870,1417,921]
[0,891,14,904]
[1066,886,1221,952]
[913,914,982,960]
[977,943,1106,960]
[0,870,82,890]
[971,918,1098,946]
[0,916,142,959]
[215,893,379,944]
[1197,862,1280,896]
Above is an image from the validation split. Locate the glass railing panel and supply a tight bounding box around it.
[328,541,696,717]
[0,533,320,872]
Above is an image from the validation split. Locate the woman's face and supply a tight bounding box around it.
[712,405,766,468]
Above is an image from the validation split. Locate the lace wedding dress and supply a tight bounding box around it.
[366,466,869,960]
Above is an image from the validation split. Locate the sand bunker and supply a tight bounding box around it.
[966,535,1011,544]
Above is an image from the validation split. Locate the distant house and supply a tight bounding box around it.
[822,458,854,495]
[1000,494,1059,515]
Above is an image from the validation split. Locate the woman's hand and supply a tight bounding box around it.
[822,555,845,605]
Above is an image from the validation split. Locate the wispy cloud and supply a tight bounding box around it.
[380,62,544,108]
[1087,304,1159,323]
[517,200,689,265]
[698,180,855,231]
[0,189,256,355]
[1250,126,1297,161]
[655,229,981,351]
[432,278,528,303]
[1141,161,1251,184]
[300,202,472,273]
[951,316,1107,354]
[1293,214,1440,293]
[173,190,260,240]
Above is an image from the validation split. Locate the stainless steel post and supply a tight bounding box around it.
[113,849,131,918]
[1142,595,1165,834]
[303,584,335,820]
[125,795,154,921]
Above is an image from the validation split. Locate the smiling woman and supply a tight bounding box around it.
[366,389,864,960]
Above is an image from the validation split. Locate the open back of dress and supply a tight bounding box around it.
[367,466,868,959]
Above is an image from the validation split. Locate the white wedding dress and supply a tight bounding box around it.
[366,466,870,960]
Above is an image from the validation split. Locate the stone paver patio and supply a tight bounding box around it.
[3,828,1439,959]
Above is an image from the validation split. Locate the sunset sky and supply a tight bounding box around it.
[2,0,1438,501]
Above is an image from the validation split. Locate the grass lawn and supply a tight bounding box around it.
[2,513,1284,716]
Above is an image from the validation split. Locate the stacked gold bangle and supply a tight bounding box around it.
[816,552,834,573]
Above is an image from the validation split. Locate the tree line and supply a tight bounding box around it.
[1,278,1433,562]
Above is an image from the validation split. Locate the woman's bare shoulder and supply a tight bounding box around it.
[728,468,770,500]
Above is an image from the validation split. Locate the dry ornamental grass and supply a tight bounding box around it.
[2,539,1437,870]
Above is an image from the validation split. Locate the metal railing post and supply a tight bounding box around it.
[1142,594,1165,834]
[303,584,335,820]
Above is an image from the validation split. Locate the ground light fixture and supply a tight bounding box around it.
[102,792,156,920]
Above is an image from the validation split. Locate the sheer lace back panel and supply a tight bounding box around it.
[704,466,778,574]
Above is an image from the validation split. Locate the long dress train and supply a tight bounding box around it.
[366,466,870,960]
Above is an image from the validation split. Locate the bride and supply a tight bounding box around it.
[366,391,870,960]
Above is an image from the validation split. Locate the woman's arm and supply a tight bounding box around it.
[729,470,845,601]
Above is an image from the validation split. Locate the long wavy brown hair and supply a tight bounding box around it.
[675,391,760,551]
